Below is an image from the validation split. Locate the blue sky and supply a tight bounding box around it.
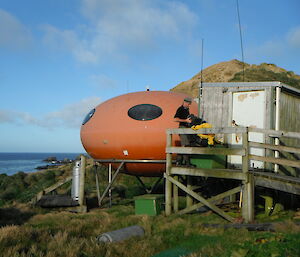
[0,0,299,153]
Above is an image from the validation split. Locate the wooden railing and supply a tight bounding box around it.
[165,127,300,223]
[248,127,300,170]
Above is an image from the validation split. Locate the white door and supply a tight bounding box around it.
[229,90,265,168]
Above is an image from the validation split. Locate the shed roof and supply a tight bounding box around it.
[201,81,300,96]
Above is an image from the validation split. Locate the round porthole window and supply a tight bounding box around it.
[128,104,162,121]
[82,108,96,125]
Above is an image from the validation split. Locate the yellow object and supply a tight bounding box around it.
[191,123,215,145]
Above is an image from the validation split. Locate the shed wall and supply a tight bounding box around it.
[279,91,300,177]
[198,82,299,172]
[200,84,274,145]
[200,87,228,128]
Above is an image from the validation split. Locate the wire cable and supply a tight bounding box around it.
[236,0,245,81]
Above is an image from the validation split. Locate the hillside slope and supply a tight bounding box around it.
[171,59,300,97]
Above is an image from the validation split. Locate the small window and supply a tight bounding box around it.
[128,104,162,121]
[82,108,95,125]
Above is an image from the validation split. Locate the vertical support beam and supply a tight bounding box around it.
[109,163,112,208]
[242,129,254,222]
[79,155,86,207]
[99,162,124,206]
[173,175,179,212]
[274,86,281,173]
[165,132,172,216]
[94,163,101,207]
[186,176,193,208]
[246,172,254,221]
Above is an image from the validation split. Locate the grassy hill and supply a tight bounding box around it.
[171,60,300,97]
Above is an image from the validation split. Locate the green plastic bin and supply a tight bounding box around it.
[134,194,164,216]
[190,153,226,169]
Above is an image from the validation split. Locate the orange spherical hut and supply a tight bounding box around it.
[80,91,198,176]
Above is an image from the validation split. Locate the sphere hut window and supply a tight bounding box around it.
[82,108,96,125]
[128,104,163,121]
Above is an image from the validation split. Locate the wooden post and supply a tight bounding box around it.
[165,132,172,216]
[79,155,86,207]
[186,176,193,208]
[242,129,254,222]
[173,175,179,212]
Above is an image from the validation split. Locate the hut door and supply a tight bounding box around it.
[230,90,265,169]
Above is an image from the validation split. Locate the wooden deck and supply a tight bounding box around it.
[165,127,300,223]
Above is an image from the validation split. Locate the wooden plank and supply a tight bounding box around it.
[32,175,73,204]
[254,176,300,195]
[186,176,193,208]
[167,127,248,135]
[173,175,179,212]
[252,171,300,184]
[164,174,235,222]
[37,195,79,208]
[166,146,245,156]
[249,154,300,168]
[79,155,86,206]
[44,176,72,195]
[249,142,300,154]
[249,128,300,140]
[177,186,241,215]
[171,167,247,180]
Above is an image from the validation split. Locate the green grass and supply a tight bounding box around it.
[1,160,300,256]
[1,205,299,257]
[230,67,300,89]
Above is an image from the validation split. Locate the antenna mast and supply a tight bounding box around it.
[236,0,245,81]
[198,38,204,118]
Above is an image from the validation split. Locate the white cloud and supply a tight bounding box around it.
[42,0,198,64]
[0,97,101,129]
[253,40,284,58]
[287,26,300,48]
[245,27,300,62]
[0,9,32,50]
[89,74,117,89]
[44,96,101,128]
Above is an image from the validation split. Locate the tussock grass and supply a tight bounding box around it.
[0,205,300,257]
[1,160,300,256]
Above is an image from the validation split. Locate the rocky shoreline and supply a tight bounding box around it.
[36,156,76,170]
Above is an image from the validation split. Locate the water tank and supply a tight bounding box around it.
[71,161,81,201]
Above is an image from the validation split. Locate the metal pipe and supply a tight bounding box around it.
[94,164,101,207]
[109,163,112,207]
[94,159,168,163]
[274,86,281,173]
[97,225,145,243]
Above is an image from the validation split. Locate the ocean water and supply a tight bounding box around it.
[0,152,83,176]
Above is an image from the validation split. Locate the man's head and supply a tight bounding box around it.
[183,97,192,107]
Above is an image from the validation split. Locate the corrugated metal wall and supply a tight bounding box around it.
[279,91,300,177]
[280,91,300,133]
[201,86,228,128]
